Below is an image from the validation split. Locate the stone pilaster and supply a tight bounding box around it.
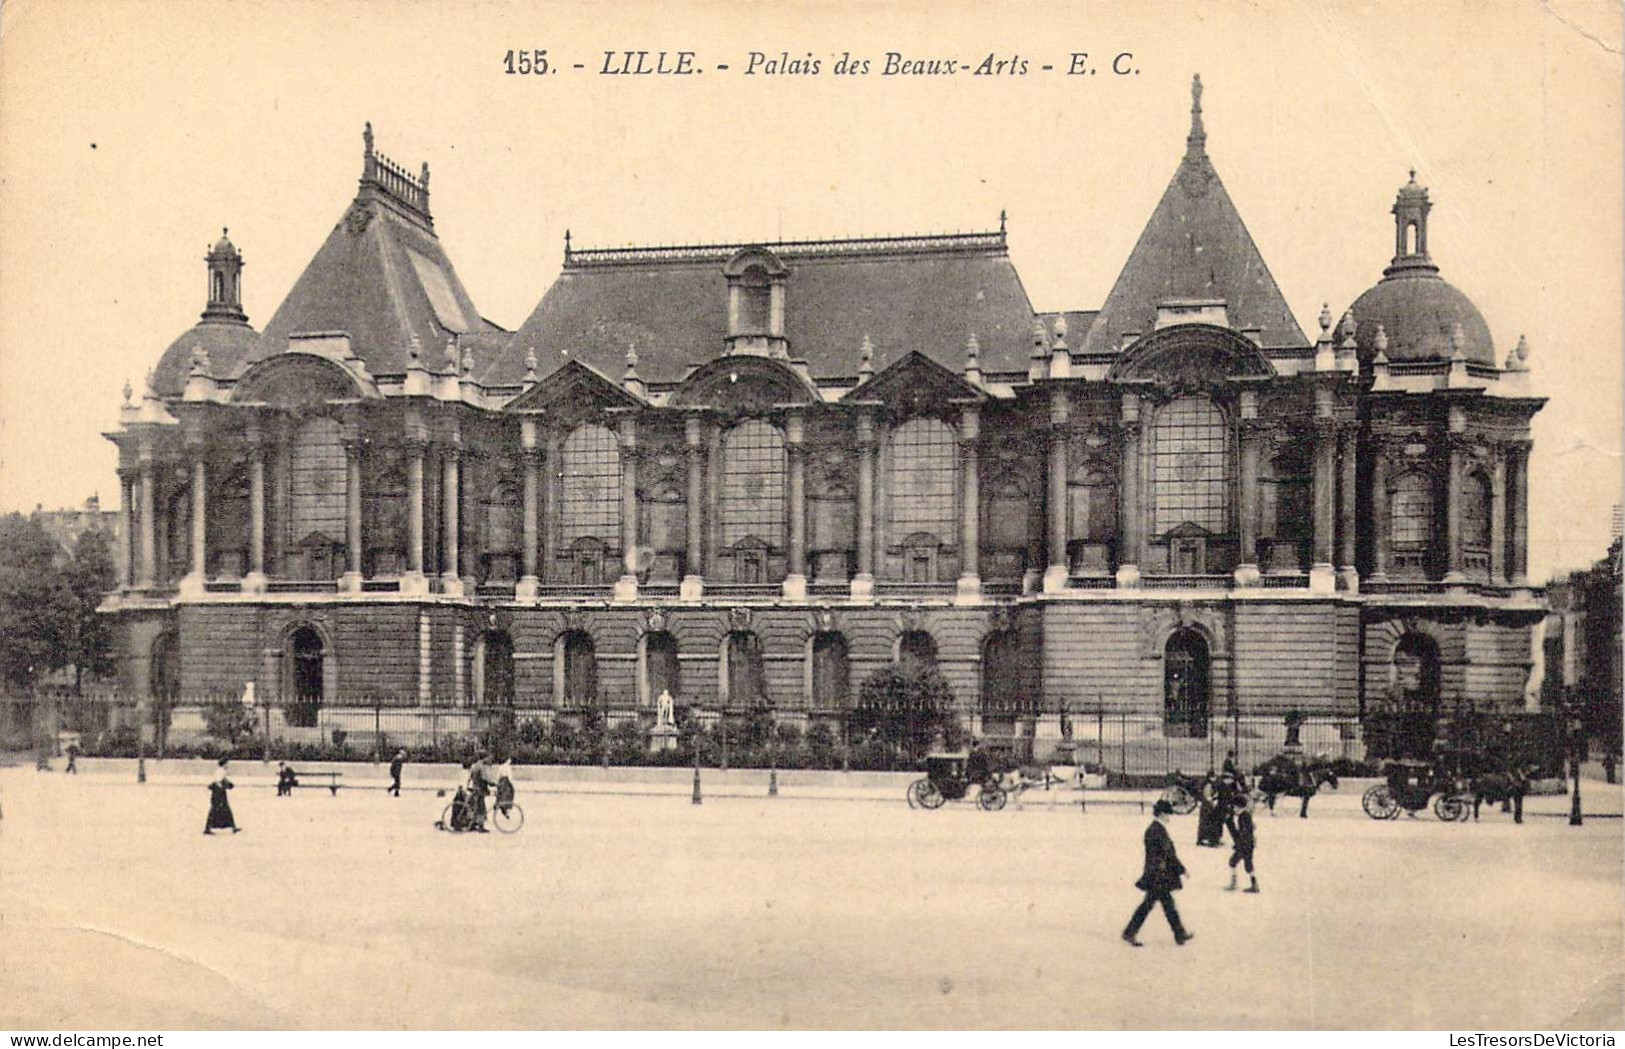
[1116,394,1141,588]
[1337,423,1358,592]
[441,437,463,597]
[614,416,639,602]
[138,443,157,589]
[517,419,541,601]
[852,408,876,601]
[784,412,807,600]
[244,424,267,593]
[1044,391,1069,593]
[682,415,705,601]
[956,407,981,602]
[340,435,364,593]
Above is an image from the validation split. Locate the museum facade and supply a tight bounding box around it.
[102,80,1547,745]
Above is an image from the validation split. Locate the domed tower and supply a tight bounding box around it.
[149,229,259,397]
[1347,174,1495,367]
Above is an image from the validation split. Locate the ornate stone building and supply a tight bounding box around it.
[103,80,1546,745]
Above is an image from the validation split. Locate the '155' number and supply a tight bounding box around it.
[504,50,550,75]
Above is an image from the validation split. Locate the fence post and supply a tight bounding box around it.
[374,700,383,762]
[1120,711,1127,778]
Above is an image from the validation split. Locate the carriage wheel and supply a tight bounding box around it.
[906,778,930,809]
[978,784,1008,812]
[1362,785,1400,821]
[912,779,946,810]
[1162,785,1198,816]
[493,803,525,834]
[1434,795,1466,823]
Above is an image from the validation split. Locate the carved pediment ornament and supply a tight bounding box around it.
[897,608,926,635]
[561,609,589,636]
[643,608,668,634]
[728,607,755,634]
[811,608,842,635]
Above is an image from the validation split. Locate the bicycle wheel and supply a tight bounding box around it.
[493,803,525,833]
[439,803,457,832]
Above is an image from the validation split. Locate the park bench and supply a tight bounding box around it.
[288,770,343,795]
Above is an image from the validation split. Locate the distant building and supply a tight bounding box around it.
[1542,536,1622,749]
[34,496,122,561]
[101,78,1547,750]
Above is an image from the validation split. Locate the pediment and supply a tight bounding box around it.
[504,359,648,415]
[1107,324,1276,385]
[667,354,818,410]
[843,350,985,415]
[231,352,373,406]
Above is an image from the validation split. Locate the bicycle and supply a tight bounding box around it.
[436,784,525,834]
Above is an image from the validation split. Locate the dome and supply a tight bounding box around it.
[1347,273,1495,366]
[210,227,240,258]
[151,319,261,397]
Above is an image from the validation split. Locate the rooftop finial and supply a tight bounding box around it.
[999,209,1007,234]
[462,344,475,376]
[363,121,374,157]
[1374,324,1389,354]
[408,333,421,364]
[1318,303,1333,337]
[445,337,459,373]
[1186,73,1206,158]
[1515,333,1529,363]
[1451,322,1466,357]
[122,378,133,404]
[858,334,875,382]
[564,229,572,262]
[524,346,538,383]
[420,162,430,191]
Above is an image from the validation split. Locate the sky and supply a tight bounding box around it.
[0,0,1619,582]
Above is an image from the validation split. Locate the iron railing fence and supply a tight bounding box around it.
[4,691,1567,780]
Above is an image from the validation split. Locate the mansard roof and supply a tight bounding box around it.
[1079,78,1309,356]
[251,129,491,380]
[485,230,1037,388]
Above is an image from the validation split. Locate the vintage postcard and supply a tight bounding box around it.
[0,0,1620,1033]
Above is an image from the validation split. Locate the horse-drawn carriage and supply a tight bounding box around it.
[1361,759,1471,821]
[907,752,1009,811]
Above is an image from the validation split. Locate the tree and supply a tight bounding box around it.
[0,513,77,690]
[61,528,117,692]
[852,664,959,764]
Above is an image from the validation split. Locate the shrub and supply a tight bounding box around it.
[202,702,255,742]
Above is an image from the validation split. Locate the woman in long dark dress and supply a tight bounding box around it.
[204,758,240,834]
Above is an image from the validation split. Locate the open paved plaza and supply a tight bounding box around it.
[1,767,1620,1030]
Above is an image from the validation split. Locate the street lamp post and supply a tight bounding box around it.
[1568,691,1584,827]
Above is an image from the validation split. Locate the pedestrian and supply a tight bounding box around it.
[1196,771,1225,847]
[275,762,298,796]
[1122,799,1194,947]
[64,742,80,775]
[466,754,492,832]
[388,749,406,797]
[1227,799,1259,893]
[204,758,240,835]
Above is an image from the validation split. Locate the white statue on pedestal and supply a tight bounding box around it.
[656,689,675,728]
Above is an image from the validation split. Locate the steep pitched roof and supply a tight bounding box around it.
[1079,77,1308,356]
[484,232,1037,387]
[251,139,487,378]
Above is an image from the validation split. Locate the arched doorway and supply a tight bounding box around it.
[981,629,1031,761]
[559,631,597,708]
[897,631,938,677]
[483,630,515,706]
[1392,632,1442,759]
[1164,629,1210,738]
[643,631,681,706]
[810,633,849,710]
[724,631,767,707]
[287,627,324,727]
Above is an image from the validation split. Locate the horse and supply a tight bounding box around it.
[1465,770,1527,823]
[1252,758,1340,818]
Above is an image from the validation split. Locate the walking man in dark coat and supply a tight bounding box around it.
[1123,799,1194,947]
[204,758,240,834]
[388,749,406,797]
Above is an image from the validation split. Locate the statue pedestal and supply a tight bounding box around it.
[649,723,678,754]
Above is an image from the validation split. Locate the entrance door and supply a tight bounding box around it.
[1164,628,1210,738]
[484,630,515,706]
[289,627,324,727]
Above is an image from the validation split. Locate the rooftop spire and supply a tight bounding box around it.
[1186,74,1206,161]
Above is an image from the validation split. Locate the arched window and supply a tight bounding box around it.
[738,265,772,334]
[164,480,191,582]
[724,631,767,707]
[722,419,786,562]
[1152,396,1229,536]
[1391,471,1433,577]
[559,631,597,708]
[889,418,957,547]
[211,465,251,578]
[981,630,1027,715]
[643,631,681,707]
[560,424,621,548]
[1461,471,1491,550]
[482,473,523,582]
[1261,440,1312,571]
[897,630,937,676]
[810,633,849,709]
[364,454,407,577]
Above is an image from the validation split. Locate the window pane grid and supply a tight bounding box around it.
[1153,397,1229,535]
[1392,474,1433,545]
[890,419,957,540]
[722,419,786,548]
[561,424,621,544]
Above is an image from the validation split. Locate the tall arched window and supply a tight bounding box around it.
[724,631,767,707]
[364,454,407,577]
[889,418,958,545]
[561,423,621,548]
[722,419,786,578]
[482,630,515,706]
[164,480,191,582]
[211,465,251,578]
[1461,471,1491,551]
[643,631,681,706]
[286,626,325,727]
[1152,396,1229,536]
[1391,471,1434,576]
[482,473,523,582]
[290,416,346,545]
[897,630,938,676]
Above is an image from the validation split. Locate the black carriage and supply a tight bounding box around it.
[907,752,1008,812]
[1159,771,1204,815]
[1361,759,1470,821]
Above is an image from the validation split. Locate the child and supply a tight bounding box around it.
[1227,799,1258,893]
